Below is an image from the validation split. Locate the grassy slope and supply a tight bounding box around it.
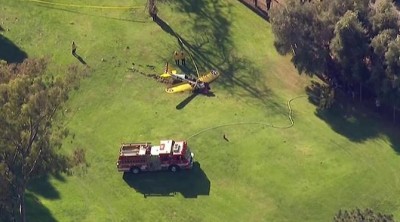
[2,0,400,221]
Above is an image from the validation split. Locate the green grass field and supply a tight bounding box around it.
[2,0,400,221]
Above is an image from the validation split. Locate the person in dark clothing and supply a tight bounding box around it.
[223,134,229,142]
[173,51,179,65]
[71,41,77,56]
[180,50,186,66]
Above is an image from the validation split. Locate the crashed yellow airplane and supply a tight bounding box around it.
[160,63,220,94]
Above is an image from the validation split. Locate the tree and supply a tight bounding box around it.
[369,29,397,96]
[383,35,400,119]
[370,0,399,35]
[147,0,156,16]
[0,58,81,222]
[270,0,400,115]
[146,0,159,21]
[330,10,370,100]
[384,36,400,83]
[270,0,370,77]
[334,208,395,221]
[270,0,329,76]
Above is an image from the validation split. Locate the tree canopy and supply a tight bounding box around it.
[270,0,400,110]
[0,58,82,222]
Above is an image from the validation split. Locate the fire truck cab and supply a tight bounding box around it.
[116,139,194,174]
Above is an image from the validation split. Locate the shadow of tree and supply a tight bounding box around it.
[27,175,64,200]
[308,86,400,153]
[155,17,176,36]
[0,34,27,63]
[387,129,400,153]
[23,174,66,221]
[155,7,278,109]
[237,0,270,21]
[173,0,206,14]
[25,193,57,222]
[315,105,380,143]
[122,162,210,198]
[157,1,282,111]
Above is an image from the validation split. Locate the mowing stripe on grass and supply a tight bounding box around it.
[27,0,142,9]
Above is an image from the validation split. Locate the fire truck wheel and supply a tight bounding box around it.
[169,165,180,172]
[130,167,140,174]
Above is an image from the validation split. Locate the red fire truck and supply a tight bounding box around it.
[116,139,194,174]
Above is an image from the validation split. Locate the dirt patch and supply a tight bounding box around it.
[128,65,173,84]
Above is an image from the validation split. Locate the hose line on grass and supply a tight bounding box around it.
[27,0,142,9]
[175,36,306,140]
[186,95,306,140]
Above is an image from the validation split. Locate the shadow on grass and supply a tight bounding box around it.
[123,162,210,198]
[156,1,284,112]
[307,83,400,153]
[176,92,199,110]
[27,174,65,200]
[73,53,87,66]
[0,34,27,63]
[25,174,65,221]
[317,104,400,153]
[315,105,380,143]
[155,17,176,37]
[25,193,57,222]
[237,0,270,21]
[176,91,216,110]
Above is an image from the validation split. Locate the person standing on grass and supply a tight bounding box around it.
[223,134,229,142]
[180,50,186,66]
[174,51,179,65]
[71,41,77,56]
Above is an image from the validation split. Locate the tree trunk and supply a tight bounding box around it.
[359,83,362,102]
[266,0,271,10]
[17,185,26,222]
[393,105,396,123]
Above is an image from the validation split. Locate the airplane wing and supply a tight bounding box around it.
[165,82,193,93]
[161,62,177,78]
[198,70,220,83]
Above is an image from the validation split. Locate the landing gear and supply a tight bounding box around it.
[192,82,210,94]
